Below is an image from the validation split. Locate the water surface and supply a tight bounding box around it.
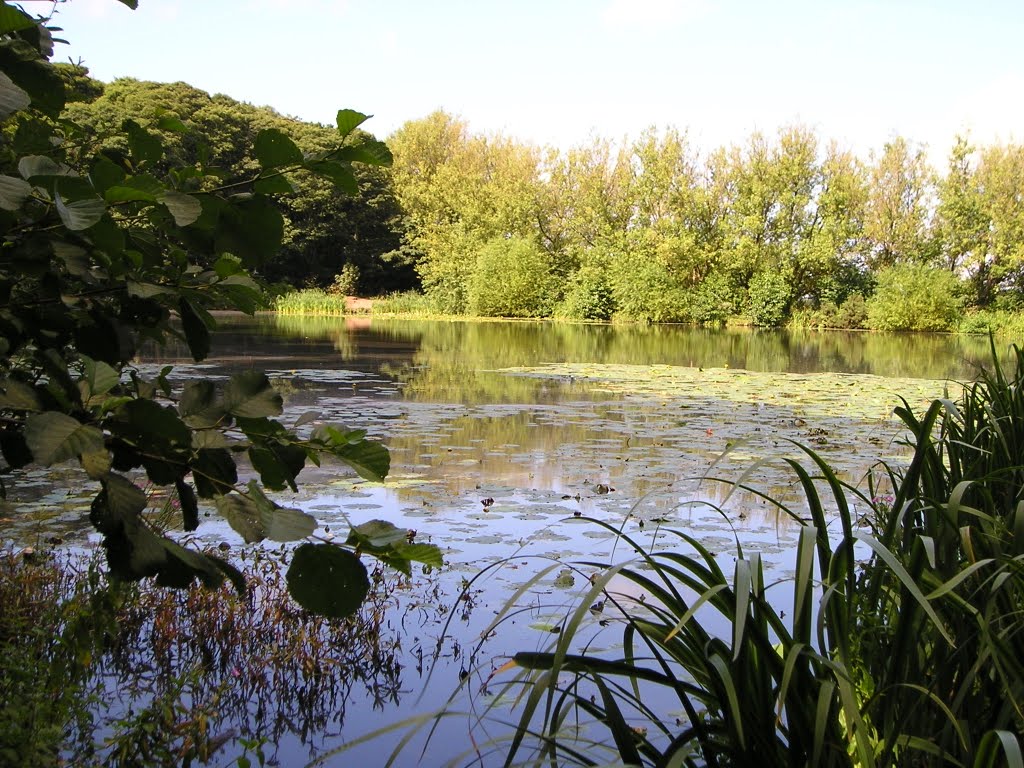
[7,316,995,765]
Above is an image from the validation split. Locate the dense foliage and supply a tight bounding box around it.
[61,76,418,296]
[30,68,1024,331]
[0,2,439,615]
[385,114,1024,328]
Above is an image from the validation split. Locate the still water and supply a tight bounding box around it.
[9,316,996,765]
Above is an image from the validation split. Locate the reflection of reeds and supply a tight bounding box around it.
[0,545,440,765]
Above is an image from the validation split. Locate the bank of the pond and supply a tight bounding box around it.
[273,289,1024,338]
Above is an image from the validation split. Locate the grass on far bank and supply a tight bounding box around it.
[275,288,1024,337]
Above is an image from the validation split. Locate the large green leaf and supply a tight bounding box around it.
[104,173,164,203]
[215,492,264,543]
[80,356,120,397]
[80,449,111,480]
[286,543,369,618]
[0,174,31,210]
[0,5,35,34]
[214,483,314,544]
[214,196,284,266]
[55,188,105,230]
[91,474,227,590]
[179,380,225,428]
[158,190,201,226]
[191,447,237,498]
[249,443,307,491]
[263,505,316,542]
[223,371,283,418]
[310,424,389,481]
[156,114,188,133]
[0,378,40,410]
[89,158,125,194]
[346,519,443,575]
[336,139,393,167]
[253,174,295,195]
[336,109,370,138]
[24,412,104,465]
[5,58,64,117]
[18,154,66,180]
[91,472,147,528]
[396,542,444,569]
[0,71,29,120]
[245,481,316,541]
[349,519,407,549]
[122,119,163,165]
[306,160,358,195]
[179,297,212,362]
[335,439,390,482]
[255,128,303,170]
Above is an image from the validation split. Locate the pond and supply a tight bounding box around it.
[4,316,996,766]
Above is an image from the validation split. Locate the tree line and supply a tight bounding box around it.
[67,73,1024,330]
[58,70,417,295]
[388,112,1024,330]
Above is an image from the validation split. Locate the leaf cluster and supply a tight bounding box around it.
[0,2,439,616]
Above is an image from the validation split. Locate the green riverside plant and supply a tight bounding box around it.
[455,342,1024,766]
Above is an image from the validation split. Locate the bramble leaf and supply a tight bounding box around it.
[55,188,105,230]
[0,174,31,210]
[336,109,370,138]
[255,128,303,170]
[25,412,104,465]
[0,71,29,120]
[158,190,202,226]
[287,543,369,618]
[223,371,282,419]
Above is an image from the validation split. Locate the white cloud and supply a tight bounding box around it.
[600,0,708,28]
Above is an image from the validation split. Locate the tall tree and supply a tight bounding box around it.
[863,137,935,268]
[975,142,1024,306]
[388,111,542,313]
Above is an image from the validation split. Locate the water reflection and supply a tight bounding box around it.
[263,315,993,382]
[58,317,992,764]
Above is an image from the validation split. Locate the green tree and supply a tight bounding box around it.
[866,263,963,331]
[64,78,414,294]
[974,142,1024,306]
[388,111,542,313]
[799,142,870,305]
[863,137,936,268]
[468,236,553,317]
[0,2,438,615]
[935,136,988,285]
[716,126,824,320]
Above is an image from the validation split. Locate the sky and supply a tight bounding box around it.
[47,0,1024,162]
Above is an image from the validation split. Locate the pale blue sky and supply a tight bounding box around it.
[49,0,1024,160]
